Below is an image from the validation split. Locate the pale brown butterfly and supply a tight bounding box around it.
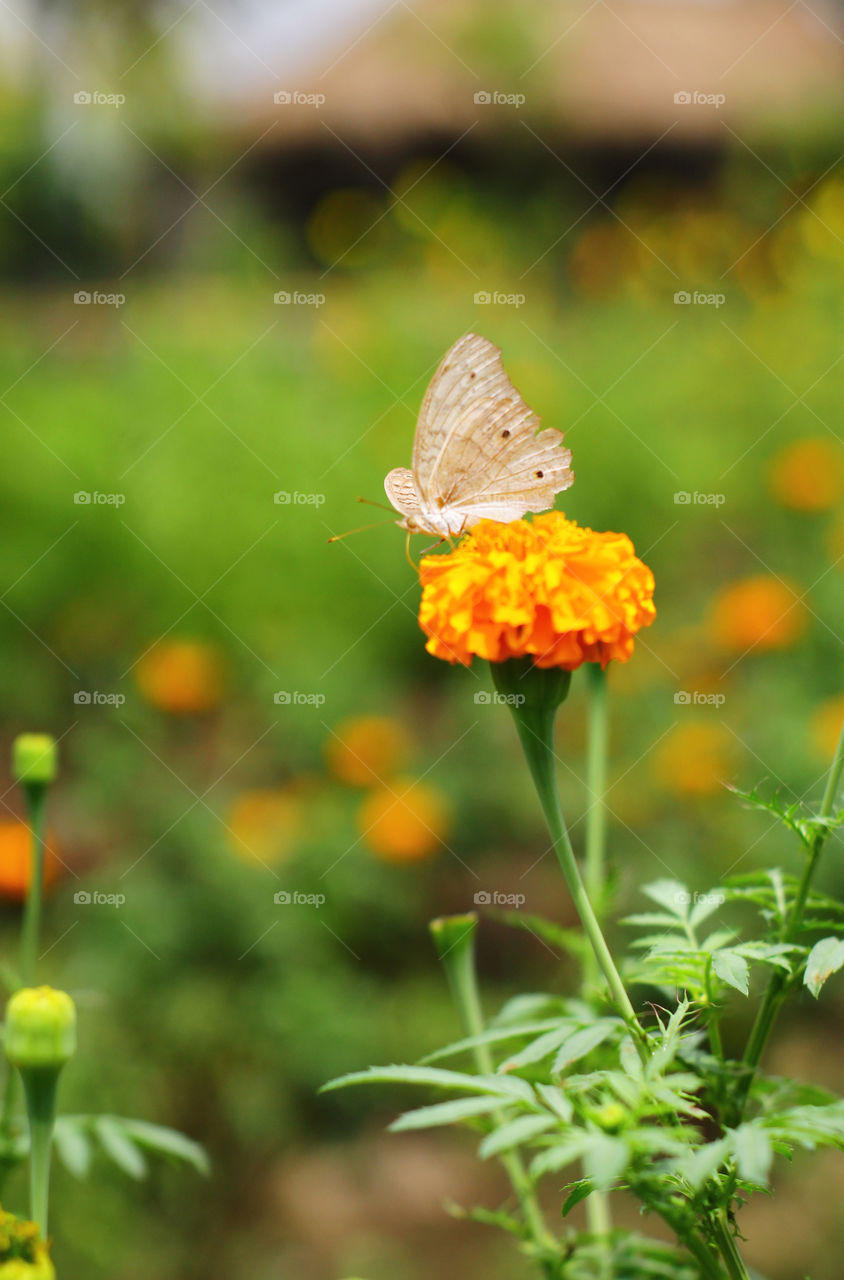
[384,333,573,539]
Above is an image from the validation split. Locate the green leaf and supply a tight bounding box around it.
[552,1022,619,1073]
[95,1117,147,1180]
[479,1114,558,1158]
[120,1120,209,1176]
[689,893,726,929]
[390,1096,508,1132]
[562,1178,594,1216]
[535,1083,574,1123]
[420,1021,563,1065]
[322,1065,533,1103]
[712,950,749,995]
[583,1134,629,1190]
[730,1124,773,1185]
[530,1133,590,1177]
[494,911,587,960]
[804,937,844,998]
[673,1138,730,1189]
[642,880,691,919]
[53,1117,92,1179]
[500,1024,577,1072]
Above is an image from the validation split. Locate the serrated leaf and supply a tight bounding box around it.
[95,1117,147,1180]
[562,1178,594,1216]
[623,913,687,930]
[642,880,691,918]
[479,1113,558,1158]
[689,893,725,929]
[804,937,844,998]
[390,1096,508,1132]
[120,1120,209,1176]
[420,1021,562,1065]
[53,1118,92,1179]
[500,1023,576,1072]
[583,1134,629,1190]
[495,911,587,960]
[535,1083,574,1123]
[674,1138,730,1189]
[730,1125,773,1185]
[530,1134,590,1177]
[553,1022,619,1073]
[712,950,749,995]
[322,1065,533,1102]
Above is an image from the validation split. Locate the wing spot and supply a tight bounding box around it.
[535,470,544,478]
[501,429,511,438]
[469,371,476,379]
[436,497,445,508]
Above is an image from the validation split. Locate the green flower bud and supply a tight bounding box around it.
[429,913,478,962]
[593,1102,627,1132]
[11,738,57,789]
[4,988,76,1071]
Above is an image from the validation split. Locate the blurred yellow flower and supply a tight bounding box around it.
[419,513,655,670]
[809,697,844,762]
[0,822,61,902]
[358,777,450,864]
[710,576,807,653]
[325,716,412,788]
[135,640,225,715]
[226,787,305,866]
[654,723,734,797]
[767,438,843,512]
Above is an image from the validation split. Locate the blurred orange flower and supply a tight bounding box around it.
[358,777,450,864]
[135,640,225,715]
[325,716,412,787]
[654,724,734,797]
[809,697,844,762]
[0,822,61,901]
[710,576,807,653]
[226,787,305,866]
[418,513,655,670]
[767,438,843,512]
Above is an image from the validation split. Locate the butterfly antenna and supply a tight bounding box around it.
[357,496,395,513]
[328,518,395,544]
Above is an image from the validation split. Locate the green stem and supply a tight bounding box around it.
[446,928,558,1270]
[19,782,47,986]
[738,715,844,1113]
[711,1210,750,1280]
[20,1068,59,1235]
[509,698,649,1063]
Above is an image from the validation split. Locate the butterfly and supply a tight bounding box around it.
[384,333,573,539]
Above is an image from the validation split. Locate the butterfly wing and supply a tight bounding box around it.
[412,333,573,527]
[384,467,424,525]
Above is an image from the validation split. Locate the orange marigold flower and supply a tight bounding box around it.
[418,513,655,670]
[325,716,412,787]
[225,787,305,866]
[358,777,450,864]
[135,639,225,715]
[0,822,61,902]
[654,723,734,797]
[710,576,807,653]
[767,437,843,512]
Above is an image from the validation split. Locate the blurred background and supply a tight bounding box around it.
[0,1,842,1276]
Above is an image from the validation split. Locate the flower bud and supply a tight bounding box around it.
[11,737,58,789]
[5,987,76,1071]
[429,913,478,962]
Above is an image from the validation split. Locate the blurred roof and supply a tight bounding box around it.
[222,0,844,145]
